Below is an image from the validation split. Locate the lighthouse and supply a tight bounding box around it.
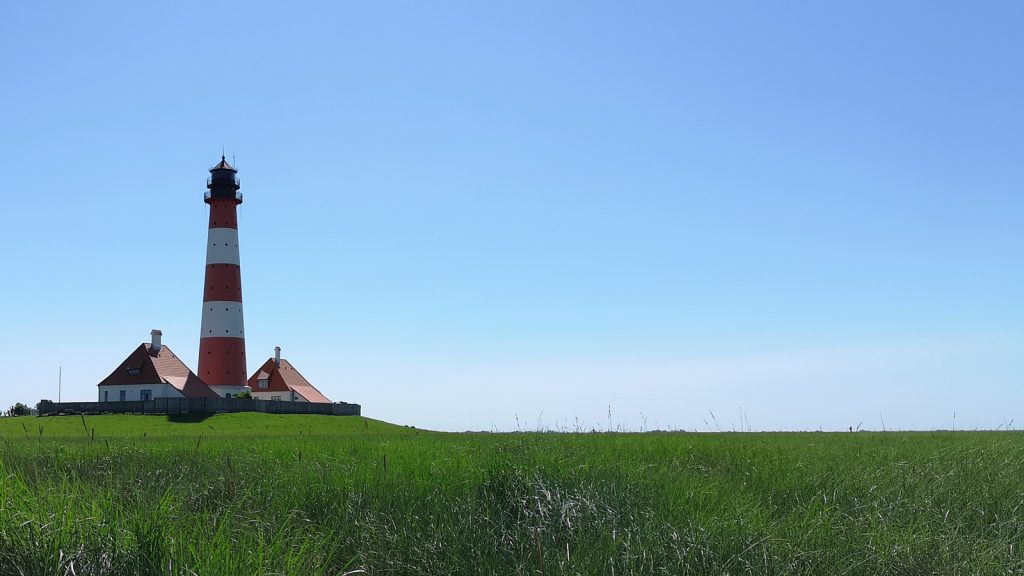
[198,156,250,397]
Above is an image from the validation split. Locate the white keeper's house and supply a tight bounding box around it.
[97,330,219,401]
[247,346,332,403]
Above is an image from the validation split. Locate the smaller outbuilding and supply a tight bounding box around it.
[248,347,332,403]
[97,330,218,401]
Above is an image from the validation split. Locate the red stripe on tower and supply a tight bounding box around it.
[198,156,249,397]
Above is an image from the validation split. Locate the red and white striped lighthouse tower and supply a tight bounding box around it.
[198,156,250,397]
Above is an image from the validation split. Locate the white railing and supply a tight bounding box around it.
[203,192,243,201]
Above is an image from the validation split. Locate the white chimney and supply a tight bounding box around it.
[274,346,281,367]
[151,329,162,352]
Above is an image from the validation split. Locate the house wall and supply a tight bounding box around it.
[252,390,306,402]
[98,383,184,402]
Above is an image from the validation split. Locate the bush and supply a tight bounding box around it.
[8,403,29,416]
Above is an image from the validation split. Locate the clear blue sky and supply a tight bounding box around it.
[1,1,1021,431]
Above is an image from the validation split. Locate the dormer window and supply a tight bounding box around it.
[258,379,268,389]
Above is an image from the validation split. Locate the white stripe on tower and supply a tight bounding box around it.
[200,301,245,337]
[205,228,241,265]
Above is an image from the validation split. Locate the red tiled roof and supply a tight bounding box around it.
[98,344,218,398]
[247,358,332,403]
[247,360,290,392]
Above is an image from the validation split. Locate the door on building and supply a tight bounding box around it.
[104,391,109,401]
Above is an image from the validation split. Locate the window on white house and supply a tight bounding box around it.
[225,393,232,399]
[258,379,268,388]
[271,395,281,401]
[119,390,126,401]
[140,390,152,401]
[104,390,109,401]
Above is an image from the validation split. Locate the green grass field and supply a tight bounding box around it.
[0,413,1022,575]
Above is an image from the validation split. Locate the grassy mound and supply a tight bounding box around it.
[1,412,410,441]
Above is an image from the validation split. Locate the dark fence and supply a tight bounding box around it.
[37,397,360,417]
